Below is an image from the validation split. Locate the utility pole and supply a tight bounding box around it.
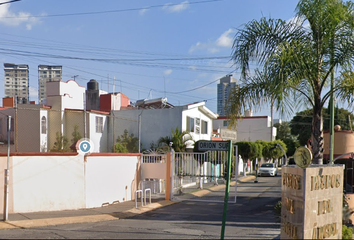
[72,75,78,81]
[329,38,335,164]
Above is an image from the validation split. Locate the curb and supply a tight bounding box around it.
[0,200,177,230]
[182,175,256,198]
[238,175,256,183]
[0,176,256,230]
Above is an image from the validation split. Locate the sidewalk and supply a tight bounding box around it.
[0,174,256,230]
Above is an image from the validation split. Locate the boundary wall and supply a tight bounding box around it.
[0,152,140,213]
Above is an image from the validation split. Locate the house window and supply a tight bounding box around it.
[186,116,195,132]
[196,118,200,126]
[41,116,46,134]
[223,120,228,127]
[201,120,208,134]
[196,126,200,134]
[96,116,103,133]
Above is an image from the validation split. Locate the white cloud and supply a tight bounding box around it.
[287,16,310,29]
[163,1,189,13]
[139,8,149,15]
[188,65,197,71]
[164,69,173,75]
[189,29,236,54]
[216,29,235,47]
[0,2,41,29]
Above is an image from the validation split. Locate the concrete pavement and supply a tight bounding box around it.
[0,174,256,230]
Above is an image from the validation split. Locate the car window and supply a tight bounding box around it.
[261,163,274,168]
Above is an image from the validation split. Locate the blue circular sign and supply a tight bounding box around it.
[79,141,91,153]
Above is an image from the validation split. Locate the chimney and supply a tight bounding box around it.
[3,97,14,108]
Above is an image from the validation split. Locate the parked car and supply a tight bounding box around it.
[257,163,277,177]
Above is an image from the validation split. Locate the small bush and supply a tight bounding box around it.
[342,225,353,239]
[274,200,281,216]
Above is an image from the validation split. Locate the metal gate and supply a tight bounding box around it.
[140,151,167,202]
[171,145,238,203]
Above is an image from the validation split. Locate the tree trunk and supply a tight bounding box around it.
[311,101,324,165]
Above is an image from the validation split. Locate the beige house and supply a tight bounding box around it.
[0,97,49,153]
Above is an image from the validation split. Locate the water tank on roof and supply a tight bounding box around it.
[87,79,99,91]
[245,109,253,117]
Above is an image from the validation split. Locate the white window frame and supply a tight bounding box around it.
[96,116,103,133]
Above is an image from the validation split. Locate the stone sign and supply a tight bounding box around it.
[220,128,237,141]
[281,165,343,239]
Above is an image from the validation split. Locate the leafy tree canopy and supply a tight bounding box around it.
[274,122,299,156]
[290,107,354,146]
[229,0,354,164]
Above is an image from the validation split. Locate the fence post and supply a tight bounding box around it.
[165,152,171,201]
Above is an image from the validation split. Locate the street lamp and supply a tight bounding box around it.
[138,110,143,153]
[270,142,288,166]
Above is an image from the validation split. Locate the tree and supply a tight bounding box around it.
[229,0,354,164]
[290,107,354,146]
[255,140,287,160]
[158,127,193,152]
[50,132,70,152]
[113,129,139,153]
[274,122,299,156]
[71,125,82,144]
[235,141,260,162]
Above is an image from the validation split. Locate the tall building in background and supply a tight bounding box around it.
[4,63,29,104]
[217,74,238,117]
[38,65,62,104]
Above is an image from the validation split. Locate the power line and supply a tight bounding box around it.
[0,0,21,5]
[0,0,223,19]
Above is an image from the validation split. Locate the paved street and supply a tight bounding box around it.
[0,174,281,239]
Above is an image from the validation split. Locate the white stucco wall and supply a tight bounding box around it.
[109,110,139,150]
[88,112,108,152]
[111,103,215,151]
[11,155,85,213]
[112,108,183,151]
[85,154,139,208]
[46,80,85,111]
[213,116,277,142]
[40,110,48,152]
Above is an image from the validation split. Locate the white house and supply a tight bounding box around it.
[64,109,110,152]
[46,80,111,152]
[111,101,217,151]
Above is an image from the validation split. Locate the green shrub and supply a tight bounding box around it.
[274,200,282,216]
[342,225,353,239]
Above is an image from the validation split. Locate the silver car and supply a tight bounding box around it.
[257,163,277,177]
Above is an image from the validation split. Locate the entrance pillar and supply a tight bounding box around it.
[281,165,343,239]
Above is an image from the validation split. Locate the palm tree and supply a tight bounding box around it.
[158,127,193,152]
[229,0,354,164]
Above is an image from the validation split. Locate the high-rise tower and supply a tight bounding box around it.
[38,65,62,104]
[4,63,29,104]
[217,74,238,117]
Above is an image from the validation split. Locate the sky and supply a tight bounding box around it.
[0,0,302,120]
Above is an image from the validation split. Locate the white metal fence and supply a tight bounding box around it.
[172,146,238,203]
[140,146,238,203]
